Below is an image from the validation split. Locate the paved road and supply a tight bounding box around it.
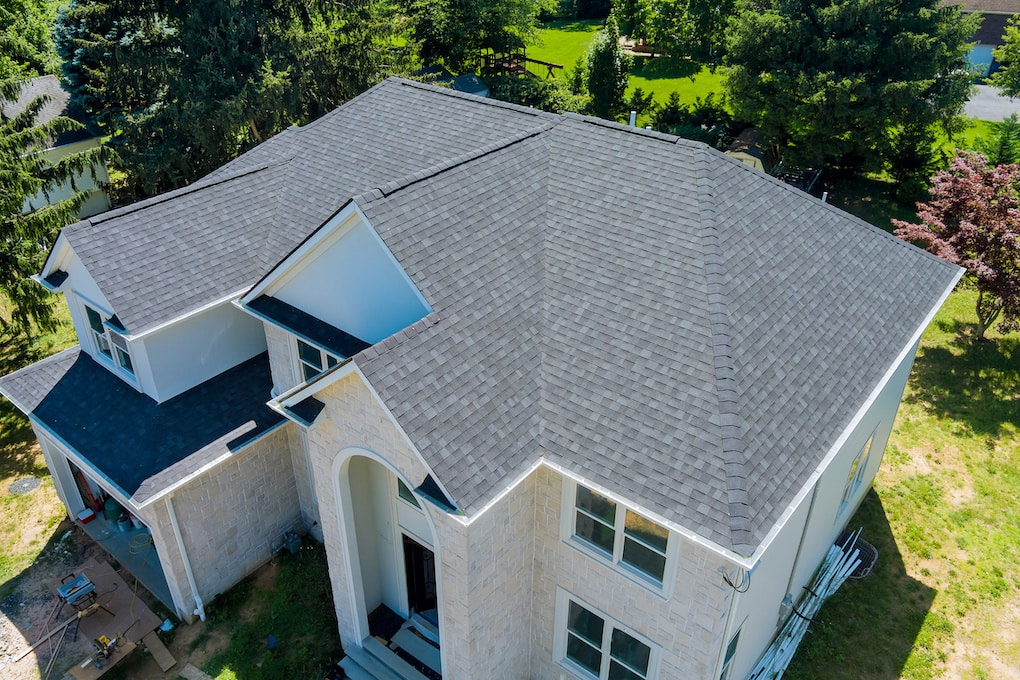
[965,84,1020,122]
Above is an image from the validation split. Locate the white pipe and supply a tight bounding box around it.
[166,495,206,621]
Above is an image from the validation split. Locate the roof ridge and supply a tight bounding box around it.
[352,121,558,205]
[693,146,754,554]
[390,77,560,120]
[72,157,293,230]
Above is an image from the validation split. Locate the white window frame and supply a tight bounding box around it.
[295,337,338,382]
[718,627,741,680]
[837,433,875,518]
[553,589,660,680]
[561,479,679,594]
[82,301,135,378]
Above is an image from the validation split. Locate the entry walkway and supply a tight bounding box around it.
[78,516,173,612]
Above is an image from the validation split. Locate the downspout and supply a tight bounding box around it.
[166,494,206,621]
[783,481,821,607]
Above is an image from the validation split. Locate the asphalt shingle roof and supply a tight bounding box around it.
[27,79,961,555]
[351,112,960,555]
[2,75,97,145]
[0,349,284,504]
[58,79,554,336]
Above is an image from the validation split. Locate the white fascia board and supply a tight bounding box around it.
[241,201,364,304]
[135,420,289,509]
[25,412,137,510]
[127,288,249,340]
[39,232,74,280]
[741,266,965,566]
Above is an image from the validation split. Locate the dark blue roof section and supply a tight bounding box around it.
[284,396,326,427]
[0,348,284,503]
[247,295,370,358]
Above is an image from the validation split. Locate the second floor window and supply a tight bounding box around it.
[85,305,133,375]
[297,339,338,381]
[573,484,670,586]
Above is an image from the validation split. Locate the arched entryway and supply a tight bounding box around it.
[337,452,443,676]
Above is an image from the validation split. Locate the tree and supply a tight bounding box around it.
[725,0,977,174]
[584,15,631,120]
[0,77,104,337]
[976,113,1020,167]
[401,0,551,72]
[990,16,1020,98]
[893,151,1020,339]
[0,0,57,80]
[55,0,394,200]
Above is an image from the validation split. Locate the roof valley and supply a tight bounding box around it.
[692,146,754,554]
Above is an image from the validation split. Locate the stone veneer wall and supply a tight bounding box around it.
[264,322,299,395]
[153,426,301,605]
[308,372,538,679]
[530,466,734,679]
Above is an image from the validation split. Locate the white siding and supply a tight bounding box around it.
[273,219,429,344]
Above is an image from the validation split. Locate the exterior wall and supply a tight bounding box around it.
[24,137,111,218]
[272,218,429,344]
[309,371,538,680]
[786,343,918,598]
[138,301,267,402]
[530,466,735,680]
[265,322,301,395]
[152,426,301,604]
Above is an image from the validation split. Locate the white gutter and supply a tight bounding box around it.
[166,494,206,621]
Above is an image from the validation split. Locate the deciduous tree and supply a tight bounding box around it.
[725,0,976,174]
[893,151,1020,339]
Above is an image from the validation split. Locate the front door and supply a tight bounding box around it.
[402,534,437,614]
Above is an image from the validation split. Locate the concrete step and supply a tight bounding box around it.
[364,635,432,680]
[339,654,377,680]
[342,642,403,680]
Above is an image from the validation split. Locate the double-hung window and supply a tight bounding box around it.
[572,484,670,586]
[85,305,133,375]
[559,594,656,680]
[297,339,338,381]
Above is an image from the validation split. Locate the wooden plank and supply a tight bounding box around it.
[12,614,77,662]
[141,631,176,671]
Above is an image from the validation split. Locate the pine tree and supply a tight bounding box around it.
[0,77,104,336]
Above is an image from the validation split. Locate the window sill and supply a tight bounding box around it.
[567,536,669,599]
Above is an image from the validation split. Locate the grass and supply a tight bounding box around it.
[198,541,343,680]
[783,178,1020,677]
[0,299,77,589]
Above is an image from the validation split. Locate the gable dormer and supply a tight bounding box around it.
[241,202,430,394]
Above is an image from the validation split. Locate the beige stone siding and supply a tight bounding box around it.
[530,466,734,679]
[264,321,299,395]
[157,426,301,604]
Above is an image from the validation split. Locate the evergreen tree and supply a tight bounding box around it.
[991,16,1020,99]
[725,0,977,174]
[585,15,631,120]
[0,0,57,80]
[56,0,394,201]
[0,77,104,336]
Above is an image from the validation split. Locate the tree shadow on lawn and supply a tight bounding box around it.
[538,19,601,32]
[786,490,936,679]
[906,323,1019,439]
[630,55,704,81]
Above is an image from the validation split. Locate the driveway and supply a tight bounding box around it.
[966,84,1020,122]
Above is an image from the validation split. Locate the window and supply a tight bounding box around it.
[397,479,421,508]
[84,304,133,375]
[719,629,740,680]
[297,339,338,381]
[573,485,670,585]
[559,595,655,680]
[838,435,874,517]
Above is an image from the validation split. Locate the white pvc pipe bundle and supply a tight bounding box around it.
[746,529,864,680]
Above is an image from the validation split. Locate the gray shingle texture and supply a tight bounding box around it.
[352,111,960,555]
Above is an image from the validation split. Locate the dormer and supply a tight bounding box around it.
[38,232,266,403]
[241,202,430,395]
